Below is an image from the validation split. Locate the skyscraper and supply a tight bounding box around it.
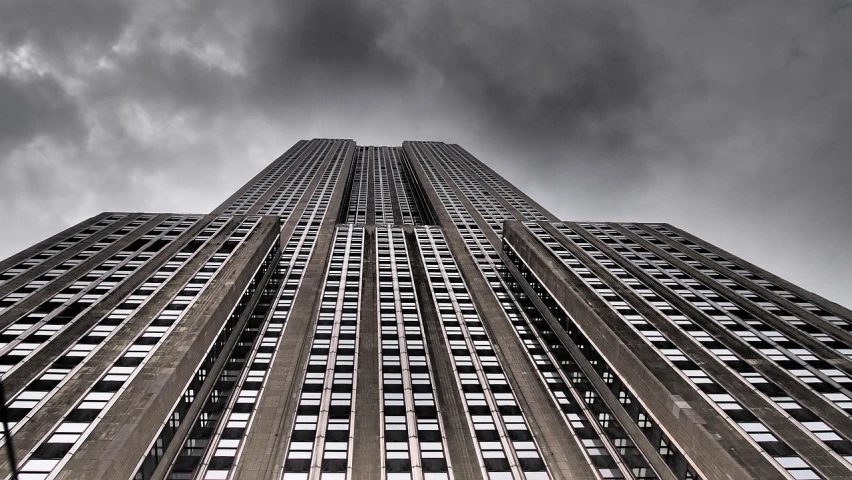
[0,138,850,480]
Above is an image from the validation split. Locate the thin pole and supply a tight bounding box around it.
[0,381,19,480]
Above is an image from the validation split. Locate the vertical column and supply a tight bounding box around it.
[371,227,455,480]
[0,215,235,478]
[404,228,485,480]
[415,227,548,480]
[9,217,276,479]
[374,147,394,225]
[351,226,380,479]
[555,222,850,478]
[404,141,601,479]
[503,220,775,480]
[280,227,363,479]
[383,147,404,224]
[231,140,356,479]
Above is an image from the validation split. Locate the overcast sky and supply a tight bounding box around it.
[1,0,850,308]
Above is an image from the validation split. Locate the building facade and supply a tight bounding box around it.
[0,138,850,480]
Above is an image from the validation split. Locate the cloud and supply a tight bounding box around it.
[383,0,665,151]
[0,0,849,307]
[0,73,86,152]
[246,0,412,106]
[0,0,130,71]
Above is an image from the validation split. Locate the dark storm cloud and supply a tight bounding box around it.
[111,49,239,107]
[0,74,85,151]
[0,0,850,307]
[245,0,663,151]
[248,0,411,104]
[0,0,130,67]
[0,0,120,154]
[384,0,664,151]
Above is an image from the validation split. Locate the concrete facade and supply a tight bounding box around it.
[0,139,850,480]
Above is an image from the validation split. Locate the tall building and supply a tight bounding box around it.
[0,138,850,480]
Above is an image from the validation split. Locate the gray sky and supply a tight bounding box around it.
[1,0,850,308]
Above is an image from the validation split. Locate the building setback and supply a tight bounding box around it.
[0,138,850,480]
